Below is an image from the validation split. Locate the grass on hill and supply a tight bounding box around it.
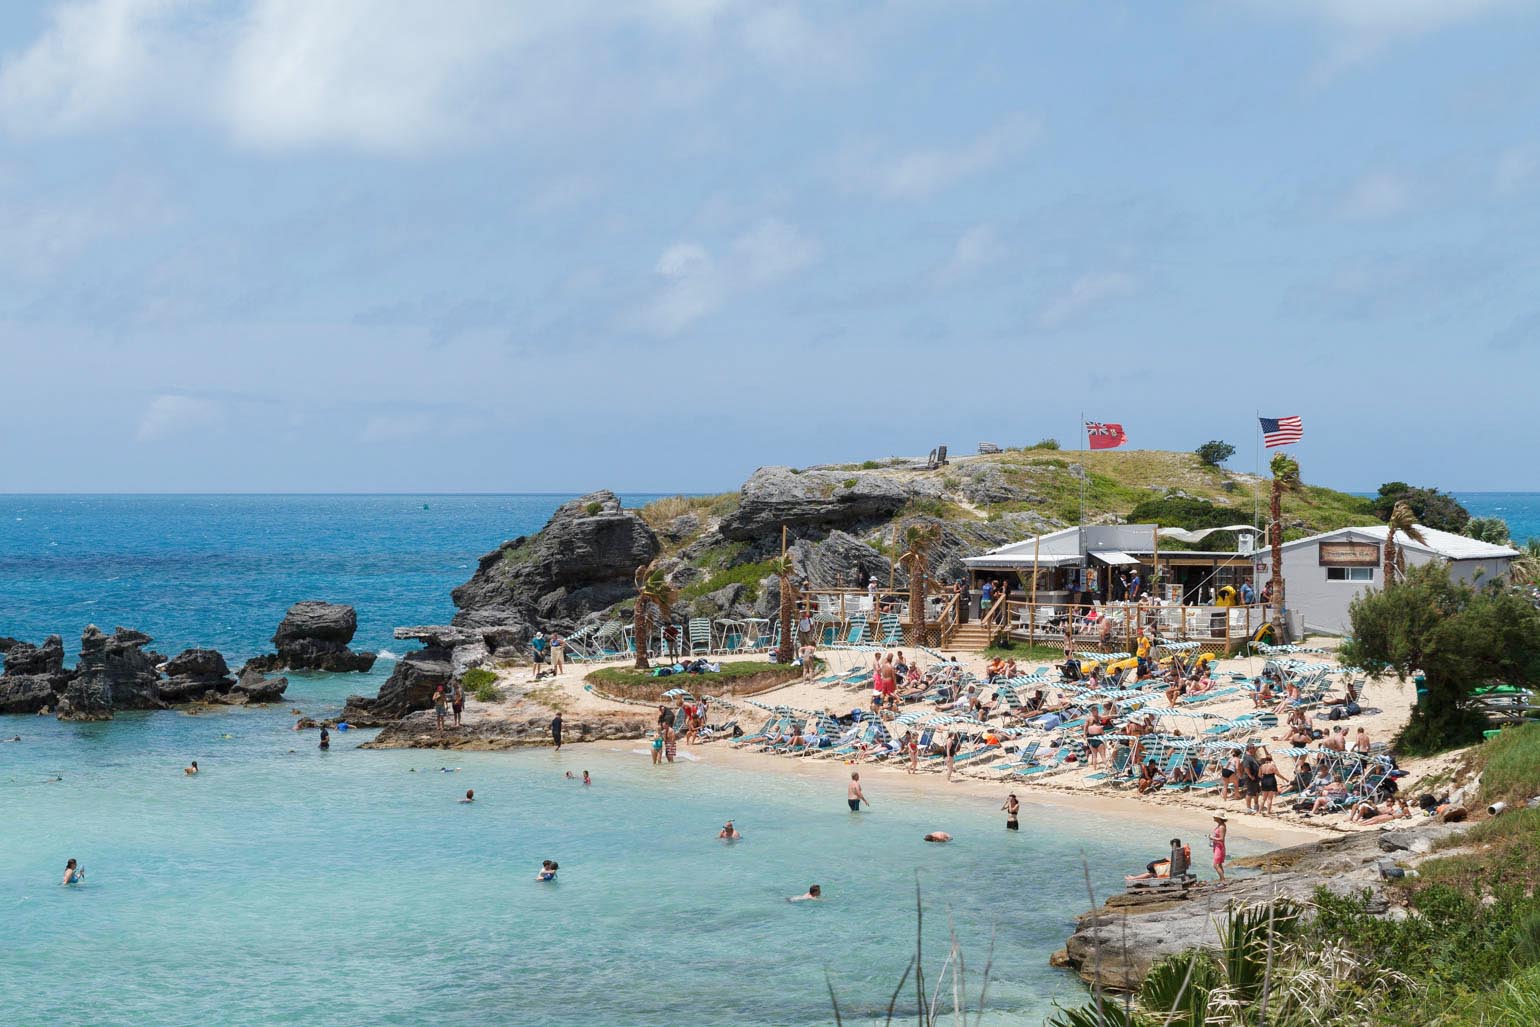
[1473,722,1540,806]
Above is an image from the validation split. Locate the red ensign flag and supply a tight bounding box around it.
[1085,422,1126,450]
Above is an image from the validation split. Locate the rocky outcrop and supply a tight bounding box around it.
[231,666,288,703]
[1055,823,1471,992]
[0,634,72,713]
[340,647,454,727]
[246,601,376,673]
[159,649,236,702]
[719,467,933,542]
[57,625,163,720]
[451,491,659,644]
[363,705,653,750]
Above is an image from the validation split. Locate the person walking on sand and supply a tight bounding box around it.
[433,685,448,730]
[906,731,919,775]
[451,679,465,728]
[944,732,961,782]
[847,772,869,812]
[1209,814,1228,884]
[1002,793,1020,831]
[799,642,817,680]
[550,711,563,751]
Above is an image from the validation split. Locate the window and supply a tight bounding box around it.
[1325,567,1373,582]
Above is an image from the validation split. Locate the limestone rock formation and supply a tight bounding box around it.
[229,666,288,703]
[340,647,454,727]
[718,466,932,542]
[0,635,72,713]
[247,601,377,673]
[57,626,163,719]
[451,490,660,644]
[160,649,236,702]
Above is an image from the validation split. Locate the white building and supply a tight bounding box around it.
[1251,525,1519,636]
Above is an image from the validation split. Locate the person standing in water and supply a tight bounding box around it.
[663,722,677,763]
[550,711,563,751]
[62,859,84,885]
[319,726,330,750]
[184,761,198,776]
[1002,793,1020,830]
[650,730,663,765]
[847,772,869,812]
[460,789,475,803]
[1209,814,1228,884]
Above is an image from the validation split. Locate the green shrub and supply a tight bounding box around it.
[1195,440,1236,467]
[1476,724,1540,805]
[841,478,857,488]
[1028,438,1060,450]
[584,501,603,516]
[460,667,500,702]
[859,460,881,470]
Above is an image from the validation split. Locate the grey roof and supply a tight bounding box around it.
[1270,524,1518,561]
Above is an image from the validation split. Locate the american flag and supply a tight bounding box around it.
[1259,416,1303,448]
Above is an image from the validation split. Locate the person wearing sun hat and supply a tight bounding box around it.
[1209,814,1228,884]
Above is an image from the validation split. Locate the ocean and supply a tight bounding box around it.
[2,492,1532,1025]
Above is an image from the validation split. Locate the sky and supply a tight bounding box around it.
[1,0,1538,493]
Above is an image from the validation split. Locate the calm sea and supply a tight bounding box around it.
[0,492,1528,1025]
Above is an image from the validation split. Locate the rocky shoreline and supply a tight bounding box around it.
[0,600,376,720]
[1053,820,1472,991]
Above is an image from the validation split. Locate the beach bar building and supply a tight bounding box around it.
[1250,525,1519,636]
[962,525,1266,652]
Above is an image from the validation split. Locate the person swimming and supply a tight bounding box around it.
[62,858,84,886]
[582,770,591,785]
[184,761,198,775]
[923,832,953,843]
[787,884,822,902]
[718,820,741,840]
[459,789,475,803]
[536,860,559,882]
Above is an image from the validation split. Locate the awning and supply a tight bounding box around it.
[1091,550,1140,566]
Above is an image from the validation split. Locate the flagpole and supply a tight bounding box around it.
[1078,411,1087,563]
[1253,410,1262,531]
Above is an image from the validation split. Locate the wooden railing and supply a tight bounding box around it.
[991,599,1271,655]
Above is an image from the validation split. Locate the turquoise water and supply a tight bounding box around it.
[1456,493,1540,545]
[0,671,1211,1025]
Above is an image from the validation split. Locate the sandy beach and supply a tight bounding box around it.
[479,636,1415,851]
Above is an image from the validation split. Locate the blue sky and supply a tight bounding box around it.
[1,1,1538,493]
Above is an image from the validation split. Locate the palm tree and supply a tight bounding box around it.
[1382,499,1427,586]
[899,521,943,645]
[767,554,797,665]
[631,561,677,670]
[1267,452,1300,634]
[1511,538,1540,585]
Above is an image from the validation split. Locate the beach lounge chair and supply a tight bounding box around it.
[877,613,902,647]
[688,618,712,655]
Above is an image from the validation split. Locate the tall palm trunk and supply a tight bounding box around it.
[633,599,651,670]
[1383,534,1398,586]
[775,571,795,665]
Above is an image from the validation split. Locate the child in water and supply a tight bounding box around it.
[536,860,558,882]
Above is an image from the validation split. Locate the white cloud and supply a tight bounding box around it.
[0,0,871,151]
[731,218,820,285]
[639,219,818,335]
[1336,173,1413,221]
[1241,1,1515,82]
[934,224,1004,284]
[1038,271,1138,329]
[1495,144,1540,195]
[835,114,1039,199]
[136,393,221,442]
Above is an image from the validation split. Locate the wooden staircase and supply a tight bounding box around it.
[948,622,996,651]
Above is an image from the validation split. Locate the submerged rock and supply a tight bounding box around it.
[247,601,377,673]
[232,666,288,703]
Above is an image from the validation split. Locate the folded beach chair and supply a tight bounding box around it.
[877,613,903,647]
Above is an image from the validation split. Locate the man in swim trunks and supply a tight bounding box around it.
[923,832,952,843]
[788,884,821,902]
[451,679,464,727]
[847,772,868,812]
[718,820,741,840]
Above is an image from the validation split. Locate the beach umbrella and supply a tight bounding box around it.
[1203,741,1246,753]
[1275,746,1313,757]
